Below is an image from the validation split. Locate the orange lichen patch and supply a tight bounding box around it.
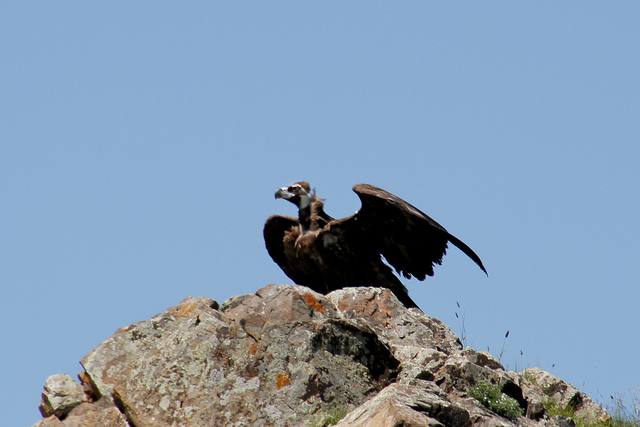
[276,372,291,390]
[379,306,393,319]
[336,300,358,312]
[249,343,259,355]
[174,302,197,319]
[304,293,327,313]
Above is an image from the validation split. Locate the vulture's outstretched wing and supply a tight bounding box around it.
[346,184,487,280]
[263,215,302,281]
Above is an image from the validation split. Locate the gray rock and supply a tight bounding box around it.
[78,285,398,426]
[334,381,467,427]
[518,368,608,421]
[33,397,129,427]
[32,284,609,426]
[39,374,88,418]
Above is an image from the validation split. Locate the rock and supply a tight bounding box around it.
[334,381,469,427]
[518,368,608,421]
[32,284,609,426]
[78,285,399,426]
[35,398,129,427]
[39,374,88,418]
[31,416,63,427]
[34,374,126,427]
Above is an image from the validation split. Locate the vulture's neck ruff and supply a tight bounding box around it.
[297,198,312,231]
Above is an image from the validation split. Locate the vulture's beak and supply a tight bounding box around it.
[275,187,291,200]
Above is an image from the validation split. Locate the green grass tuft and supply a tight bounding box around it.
[468,381,524,420]
[309,406,348,427]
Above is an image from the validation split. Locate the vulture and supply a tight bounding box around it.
[263,182,487,309]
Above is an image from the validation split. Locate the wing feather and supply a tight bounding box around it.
[350,184,487,278]
[263,215,302,280]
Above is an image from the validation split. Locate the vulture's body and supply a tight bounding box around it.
[264,182,486,308]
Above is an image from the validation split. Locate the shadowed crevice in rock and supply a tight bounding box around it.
[112,389,137,427]
[310,319,399,383]
[501,380,528,414]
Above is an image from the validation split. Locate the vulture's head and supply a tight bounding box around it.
[275,182,312,209]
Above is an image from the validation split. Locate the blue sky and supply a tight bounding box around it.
[2,3,639,425]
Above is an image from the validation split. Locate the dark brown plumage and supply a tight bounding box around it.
[264,182,487,309]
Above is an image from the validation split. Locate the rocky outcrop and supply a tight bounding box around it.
[33,284,608,426]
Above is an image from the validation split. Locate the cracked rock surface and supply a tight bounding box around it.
[33,284,607,426]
